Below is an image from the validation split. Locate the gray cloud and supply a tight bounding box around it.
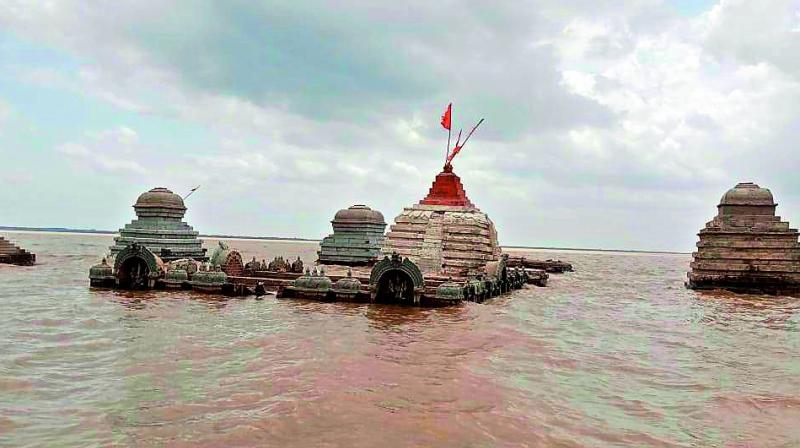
[1,0,799,250]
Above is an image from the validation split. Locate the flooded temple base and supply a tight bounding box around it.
[0,236,35,266]
[90,163,557,306]
[88,187,247,295]
[275,163,542,306]
[688,182,800,295]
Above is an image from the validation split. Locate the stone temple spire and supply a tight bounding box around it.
[383,165,500,276]
[418,164,475,208]
[318,204,387,265]
[109,187,207,262]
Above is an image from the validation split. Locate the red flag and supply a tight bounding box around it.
[440,103,452,130]
[447,144,462,164]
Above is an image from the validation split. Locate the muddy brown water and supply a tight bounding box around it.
[1,232,799,447]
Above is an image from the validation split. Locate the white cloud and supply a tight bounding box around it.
[1,1,800,249]
[0,100,13,135]
[56,126,146,174]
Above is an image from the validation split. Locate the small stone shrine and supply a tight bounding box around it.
[318,204,387,265]
[687,182,800,294]
[109,187,206,262]
[89,187,253,295]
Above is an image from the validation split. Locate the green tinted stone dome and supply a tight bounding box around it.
[89,259,113,278]
[308,275,333,291]
[333,205,385,225]
[719,182,774,207]
[192,270,227,285]
[436,281,464,300]
[335,275,362,292]
[134,187,187,218]
[165,268,189,282]
[294,270,333,291]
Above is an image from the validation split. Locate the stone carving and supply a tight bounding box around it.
[290,256,304,273]
[268,256,288,272]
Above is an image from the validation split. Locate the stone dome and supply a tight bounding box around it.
[719,182,775,207]
[435,280,465,301]
[89,258,113,278]
[333,205,385,224]
[334,271,362,292]
[134,187,187,218]
[192,269,227,286]
[294,272,333,291]
[165,268,189,282]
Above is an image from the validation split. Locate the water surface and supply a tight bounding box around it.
[1,232,799,447]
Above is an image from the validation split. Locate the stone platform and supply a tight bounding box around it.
[507,256,573,273]
[0,236,35,266]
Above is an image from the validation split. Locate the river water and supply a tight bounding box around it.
[1,231,799,447]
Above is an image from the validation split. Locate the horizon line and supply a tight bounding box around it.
[0,225,691,255]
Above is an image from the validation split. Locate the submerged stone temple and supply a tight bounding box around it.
[109,187,206,262]
[90,187,250,294]
[318,204,386,265]
[0,236,35,266]
[277,162,535,306]
[383,164,501,276]
[687,182,800,294]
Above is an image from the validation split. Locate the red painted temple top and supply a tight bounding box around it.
[419,164,476,208]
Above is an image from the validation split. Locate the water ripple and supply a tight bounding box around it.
[1,233,800,447]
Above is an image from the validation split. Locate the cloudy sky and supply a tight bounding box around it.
[1,0,799,251]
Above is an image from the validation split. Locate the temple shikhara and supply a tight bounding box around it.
[383,163,500,275]
[109,187,206,262]
[88,106,562,305]
[90,187,245,293]
[687,182,800,294]
[318,205,386,266]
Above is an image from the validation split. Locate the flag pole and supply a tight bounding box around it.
[183,185,201,200]
[445,105,452,165]
[446,127,451,165]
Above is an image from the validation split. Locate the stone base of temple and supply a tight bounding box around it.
[262,253,542,307]
[506,256,573,273]
[0,237,35,266]
[687,273,800,296]
[89,242,252,297]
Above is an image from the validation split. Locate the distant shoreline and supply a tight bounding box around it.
[0,226,319,243]
[0,226,691,255]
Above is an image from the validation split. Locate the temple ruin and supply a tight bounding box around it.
[91,187,245,293]
[109,187,206,262]
[687,182,800,294]
[318,204,386,265]
[383,164,501,276]
[0,236,35,266]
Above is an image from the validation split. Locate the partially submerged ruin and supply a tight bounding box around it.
[109,187,206,262]
[90,188,245,294]
[87,111,561,305]
[318,205,386,265]
[383,164,500,275]
[687,182,800,295]
[0,236,35,266]
[277,162,542,306]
